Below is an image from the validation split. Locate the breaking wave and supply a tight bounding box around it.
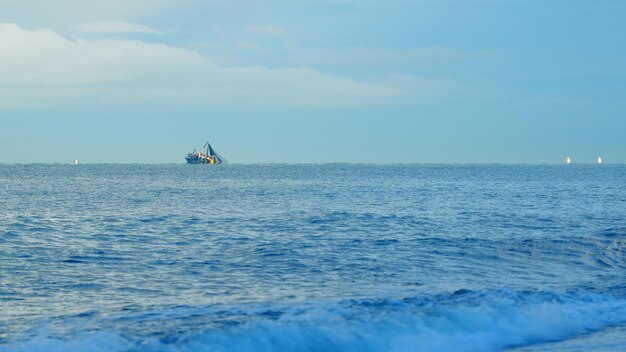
[3,289,626,352]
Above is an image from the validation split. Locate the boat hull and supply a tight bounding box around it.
[185,154,223,165]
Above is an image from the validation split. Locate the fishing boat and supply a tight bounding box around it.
[185,141,226,165]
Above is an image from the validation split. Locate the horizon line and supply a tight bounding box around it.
[0,162,622,166]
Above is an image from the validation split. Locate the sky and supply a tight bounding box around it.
[1,0,625,164]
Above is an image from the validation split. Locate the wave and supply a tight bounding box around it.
[3,289,626,352]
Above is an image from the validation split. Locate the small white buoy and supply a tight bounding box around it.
[565,156,571,165]
[597,157,603,165]
[73,159,78,165]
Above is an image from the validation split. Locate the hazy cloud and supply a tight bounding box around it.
[245,25,288,37]
[0,0,180,25]
[0,23,397,109]
[72,22,162,35]
[288,46,495,67]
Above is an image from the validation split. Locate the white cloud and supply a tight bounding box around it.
[245,25,288,37]
[0,23,206,86]
[0,23,396,109]
[72,22,162,35]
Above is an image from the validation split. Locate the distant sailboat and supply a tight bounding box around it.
[565,156,571,165]
[185,141,226,165]
[597,157,603,165]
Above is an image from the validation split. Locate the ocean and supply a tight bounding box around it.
[1,164,625,352]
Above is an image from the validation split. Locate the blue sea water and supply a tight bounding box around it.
[0,164,625,352]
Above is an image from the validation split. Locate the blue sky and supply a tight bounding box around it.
[1,0,624,163]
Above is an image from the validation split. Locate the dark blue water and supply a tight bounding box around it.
[1,164,625,351]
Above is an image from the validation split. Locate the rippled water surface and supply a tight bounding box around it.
[1,164,625,351]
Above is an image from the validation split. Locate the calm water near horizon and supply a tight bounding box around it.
[1,164,625,351]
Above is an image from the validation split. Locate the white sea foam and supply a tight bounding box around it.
[2,290,626,352]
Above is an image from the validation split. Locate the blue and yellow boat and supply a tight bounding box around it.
[185,141,226,165]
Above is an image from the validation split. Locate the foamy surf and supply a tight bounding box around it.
[3,290,626,352]
[508,326,626,352]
